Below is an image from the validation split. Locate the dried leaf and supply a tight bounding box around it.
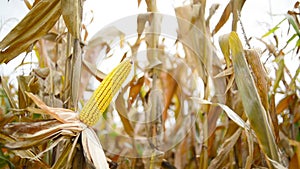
[61,0,82,39]
[81,127,109,169]
[71,39,82,109]
[213,67,233,78]
[206,3,220,26]
[82,58,106,80]
[26,92,79,123]
[137,13,150,37]
[192,98,250,130]
[208,129,242,169]
[245,127,254,169]
[212,1,232,35]
[0,0,61,63]
[24,0,32,10]
[212,0,245,35]
[4,120,58,135]
[225,73,235,93]
[289,153,300,169]
[160,72,177,124]
[115,93,134,137]
[128,76,144,106]
[276,94,296,114]
[175,4,209,84]
[44,70,62,96]
[5,123,80,149]
[51,139,73,169]
[1,77,17,109]
[266,156,287,169]
[138,0,142,7]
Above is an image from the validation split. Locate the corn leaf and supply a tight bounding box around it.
[212,0,245,35]
[115,92,135,137]
[227,31,280,167]
[61,0,82,39]
[0,0,61,63]
[191,98,249,130]
[208,128,242,169]
[81,127,109,169]
[71,39,82,110]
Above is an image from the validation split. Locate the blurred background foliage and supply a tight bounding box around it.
[0,0,299,168]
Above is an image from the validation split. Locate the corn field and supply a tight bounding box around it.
[0,0,299,169]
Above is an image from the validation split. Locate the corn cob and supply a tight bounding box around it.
[79,60,132,126]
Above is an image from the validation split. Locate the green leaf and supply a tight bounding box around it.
[286,15,300,36]
[223,32,281,168]
[0,146,15,169]
[262,18,286,38]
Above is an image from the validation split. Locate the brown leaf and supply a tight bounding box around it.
[0,0,61,63]
[61,0,82,39]
[289,153,300,169]
[212,0,232,35]
[26,92,79,123]
[1,77,17,109]
[24,0,32,10]
[231,0,246,31]
[213,67,233,78]
[18,76,31,109]
[128,76,144,106]
[4,120,58,135]
[269,94,279,143]
[212,0,245,35]
[115,93,135,137]
[208,129,242,169]
[5,123,80,149]
[138,0,142,7]
[276,94,296,114]
[160,72,177,124]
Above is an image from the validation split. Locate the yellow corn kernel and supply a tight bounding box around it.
[79,60,132,126]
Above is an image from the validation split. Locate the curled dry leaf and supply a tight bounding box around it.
[128,76,144,107]
[208,129,242,169]
[25,92,79,124]
[81,127,109,169]
[212,0,246,35]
